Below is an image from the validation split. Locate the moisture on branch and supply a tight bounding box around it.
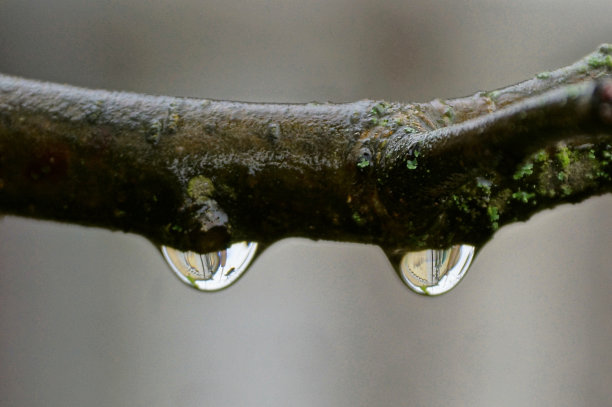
[0,45,611,255]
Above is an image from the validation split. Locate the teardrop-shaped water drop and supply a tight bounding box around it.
[397,244,475,296]
[161,242,258,291]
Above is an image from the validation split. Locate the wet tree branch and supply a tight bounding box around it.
[0,45,611,255]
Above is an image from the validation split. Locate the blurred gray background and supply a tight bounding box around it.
[1,1,611,406]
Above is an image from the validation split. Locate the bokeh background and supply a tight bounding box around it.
[1,1,612,406]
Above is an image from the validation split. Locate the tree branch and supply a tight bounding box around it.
[0,45,611,256]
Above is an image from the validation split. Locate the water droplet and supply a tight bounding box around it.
[161,242,258,291]
[396,244,475,295]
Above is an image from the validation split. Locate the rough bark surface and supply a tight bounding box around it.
[0,45,611,255]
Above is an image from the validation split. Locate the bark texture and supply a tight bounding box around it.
[0,45,611,255]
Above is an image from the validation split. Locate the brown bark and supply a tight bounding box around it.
[0,45,611,255]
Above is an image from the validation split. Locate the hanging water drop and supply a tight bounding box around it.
[161,242,258,291]
[397,244,475,295]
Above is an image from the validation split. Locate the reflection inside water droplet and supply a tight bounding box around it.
[397,244,475,295]
[161,242,258,291]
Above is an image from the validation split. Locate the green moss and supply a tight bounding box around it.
[600,44,612,54]
[536,71,551,79]
[187,175,215,203]
[557,171,566,181]
[534,149,548,163]
[488,90,501,100]
[513,163,533,180]
[146,120,163,144]
[352,212,366,226]
[587,54,612,69]
[512,191,536,203]
[443,107,455,123]
[167,113,181,133]
[406,150,419,170]
[476,177,492,192]
[370,102,390,117]
[357,158,370,168]
[452,194,469,213]
[487,206,500,230]
[557,147,571,169]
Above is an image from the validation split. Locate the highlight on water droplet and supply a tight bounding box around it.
[397,244,475,296]
[161,242,258,291]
